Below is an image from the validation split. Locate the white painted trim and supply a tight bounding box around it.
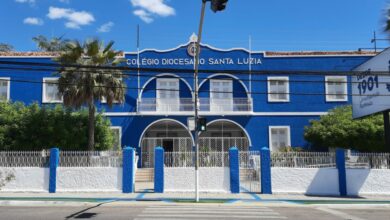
[267,76,290,102]
[42,77,63,104]
[325,75,348,102]
[199,73,250,95]
[138,73,193,100]
[102,111,328,117]
[203,119,252,146]
[110,126,122,150]
[123,41,376,58]
[268,126,291,151]
[138,118,195,149]
[0,77,10,101]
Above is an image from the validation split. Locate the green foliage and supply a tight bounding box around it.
[55,39,126,108]
[0,43,14,52]
[55,38,126,151]
[0,102,114,151]
[278,146,305,152]
[32,35,69,52]
[304,105,385,152]
[0,170,15,190]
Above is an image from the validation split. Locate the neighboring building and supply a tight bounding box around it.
[0,36,376,167]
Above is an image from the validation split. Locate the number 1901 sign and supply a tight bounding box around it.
[357,75,379,95]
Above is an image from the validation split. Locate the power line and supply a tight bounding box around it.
[2,77,390,97]
[1,64,390,86]
[1,60,389,76]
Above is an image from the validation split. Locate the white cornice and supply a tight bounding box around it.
[102,111,328,117]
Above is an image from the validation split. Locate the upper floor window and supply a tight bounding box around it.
[269,126,291,151]
[156,78,179,112]
[325,76,347,102]
[0,77,10,102]
[210,79,233,112]
[101,96,122,104]
[42,78,62,103]
[267,77,289,102]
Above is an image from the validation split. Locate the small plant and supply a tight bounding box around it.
[0,170,15,190]
[279,146,305,152]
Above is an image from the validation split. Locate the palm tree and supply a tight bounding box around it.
[56,39,126,151]
[33,35,69,52]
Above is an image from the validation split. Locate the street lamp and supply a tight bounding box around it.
[193,0,228,202]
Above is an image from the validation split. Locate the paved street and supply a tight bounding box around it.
[0,203,389,220]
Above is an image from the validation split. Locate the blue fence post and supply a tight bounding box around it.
[260,147,272,194]
[137,146,142,168]
[336,148,347,196]
[123,146,135,193]
[154,147,164,193]
[49,147,59,193]
[229,147,240,193]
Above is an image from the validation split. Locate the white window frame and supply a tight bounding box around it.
[268,126,291,151]
[210,79,233,112]
[110,126,122,150]
[267,77,290,102]
[156,78,180,112]
[325,76,348,102]
[42,77,63,103]
[0,77,10,102]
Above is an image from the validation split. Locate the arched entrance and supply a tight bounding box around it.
[140,119,194,167]
[199,120,251,152]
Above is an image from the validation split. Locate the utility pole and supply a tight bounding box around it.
[193,0,228,202]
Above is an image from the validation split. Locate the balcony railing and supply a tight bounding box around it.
[137,98,252,113]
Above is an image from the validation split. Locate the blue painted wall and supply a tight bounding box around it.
[0,42,373,152]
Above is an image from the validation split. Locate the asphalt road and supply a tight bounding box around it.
[0,203,389,220]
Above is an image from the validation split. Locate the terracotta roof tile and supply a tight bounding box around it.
[265,51,378,56]
[0,51,377,57]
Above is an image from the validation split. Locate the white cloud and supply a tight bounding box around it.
[97,22,114,33]
[23,17,44,25]
[133,10,153,23]
[130,0,175,23]
[47,6,95,29]
[15,0,35,4]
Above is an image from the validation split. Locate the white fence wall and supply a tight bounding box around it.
[164,167,230,193]
[347,169,390,196]
[272,168,339,195]
[0,168,49,192]
[57,168,122,192]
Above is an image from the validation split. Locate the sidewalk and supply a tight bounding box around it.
[1,191,390,206]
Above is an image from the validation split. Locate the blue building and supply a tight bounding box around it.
[0,36,375,167]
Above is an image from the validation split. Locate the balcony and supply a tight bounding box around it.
[137,98,252,113]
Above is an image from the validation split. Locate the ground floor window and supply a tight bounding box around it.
[42,77,62,103]
[0,77,10,102]
[269,126,291,151]
[110,126,122,151]
[325,76,347,102]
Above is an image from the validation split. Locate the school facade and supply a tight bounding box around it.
[0,36,376,167]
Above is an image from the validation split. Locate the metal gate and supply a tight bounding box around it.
[199,137,249,152]
[141,137,192,167]
[239,151,261,193]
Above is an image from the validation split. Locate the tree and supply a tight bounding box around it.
[32,35,69,52]
[0,43,14,52]
[0,102,114,151]
[55,39,126,151]
[304,105,385,152]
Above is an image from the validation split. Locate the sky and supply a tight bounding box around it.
[0,0,390,52]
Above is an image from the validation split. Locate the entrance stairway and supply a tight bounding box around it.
[136,168,154,182]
